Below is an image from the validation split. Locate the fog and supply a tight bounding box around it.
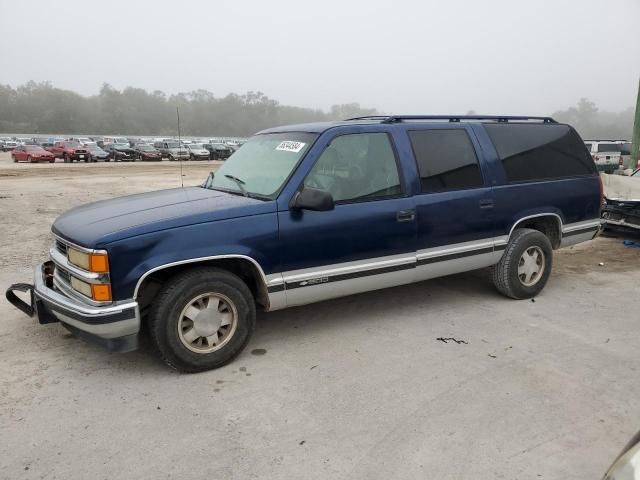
[1,0,639,115]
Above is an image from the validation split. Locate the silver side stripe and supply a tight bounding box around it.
[416,239,495,261]
[280,239,499,290]
[562,219,601,235]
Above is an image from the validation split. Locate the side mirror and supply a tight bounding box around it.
[290,187,335,212]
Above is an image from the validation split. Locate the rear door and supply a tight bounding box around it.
[405,126,497,281]
[277,129,417,307]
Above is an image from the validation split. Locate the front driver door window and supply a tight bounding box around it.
[304,132,402,203]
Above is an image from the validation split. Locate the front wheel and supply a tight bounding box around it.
[492,228,553,299]
[149,267,256,373]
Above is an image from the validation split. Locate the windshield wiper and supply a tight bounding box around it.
[224,174,249,197]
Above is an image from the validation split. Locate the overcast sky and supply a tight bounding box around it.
[1,0,638,115]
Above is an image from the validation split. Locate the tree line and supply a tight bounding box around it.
[0,81,378,137]
[0,81,634,139]
[552,98,634,140]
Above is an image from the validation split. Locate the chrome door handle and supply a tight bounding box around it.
[396,210,416,222]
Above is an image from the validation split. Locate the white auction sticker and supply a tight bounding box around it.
[275,141,306,153]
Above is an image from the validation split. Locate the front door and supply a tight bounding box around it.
[278,131,417,307]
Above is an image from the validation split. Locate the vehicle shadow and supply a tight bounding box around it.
[251,268,498,344]
[51,268,498,374]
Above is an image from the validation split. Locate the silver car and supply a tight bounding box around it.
[154,141,189,161]
[187,143,210,160]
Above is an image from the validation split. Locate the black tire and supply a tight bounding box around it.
[492,228,553,300]
[149,267,256,373]
[63,153,69,163]
[168,154,175,161]
[49,158,55,163]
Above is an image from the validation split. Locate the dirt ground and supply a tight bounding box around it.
[1,150,640,479]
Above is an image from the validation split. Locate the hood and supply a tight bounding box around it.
[52,187,275,248]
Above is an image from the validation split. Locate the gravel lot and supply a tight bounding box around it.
[1,151,639,480]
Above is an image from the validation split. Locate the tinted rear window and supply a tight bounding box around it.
[618,143,632,155]
[597,143,620,153]
[484,123,597,182]
[408,129,484,192]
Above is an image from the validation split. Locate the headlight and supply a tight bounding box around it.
[67,247,109,273]
[69,276,112,302]
[70,276,92,297]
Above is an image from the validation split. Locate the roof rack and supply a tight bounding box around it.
[346,115,557,124]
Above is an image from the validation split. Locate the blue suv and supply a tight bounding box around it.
[6,115,602,372]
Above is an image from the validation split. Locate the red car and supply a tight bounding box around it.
[11,145,55,163]
[46,141,90,162]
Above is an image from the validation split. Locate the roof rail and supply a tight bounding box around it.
[346,115,557,124]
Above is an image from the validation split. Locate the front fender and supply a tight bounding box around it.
[105,214,280,300]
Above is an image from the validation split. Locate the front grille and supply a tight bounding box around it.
[56,266,71,284]
[55,239,68,255]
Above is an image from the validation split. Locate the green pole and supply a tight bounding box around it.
[632,77,640,169]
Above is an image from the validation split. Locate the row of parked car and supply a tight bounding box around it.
[2,136,242,163]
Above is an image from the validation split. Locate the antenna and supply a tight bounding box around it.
[177,107,183,188]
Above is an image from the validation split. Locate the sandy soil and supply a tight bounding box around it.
[1,150,640,480]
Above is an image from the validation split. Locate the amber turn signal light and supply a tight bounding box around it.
[89,254,109,273]
[91,284,112,302]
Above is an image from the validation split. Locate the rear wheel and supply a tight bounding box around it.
[149,267,256,373]
[492,228,553,299]
[63,153,69,163]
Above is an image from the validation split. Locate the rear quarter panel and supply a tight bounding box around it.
[469,123,601,235]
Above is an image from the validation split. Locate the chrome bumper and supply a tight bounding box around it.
[5,262,140,352]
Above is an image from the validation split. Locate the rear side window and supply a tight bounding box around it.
[619,143,632,155]
[408,129,483,192]
[597,143,620,153]
[484,123,597,182]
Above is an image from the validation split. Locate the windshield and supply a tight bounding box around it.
[138,145,155,151]
[190,144,204,149]
[25,145,44,151]
[166,142,180,148]
[88,145,103,152]
[64,141,80,147]
[114,143,129,149]
[204,132,317,198]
